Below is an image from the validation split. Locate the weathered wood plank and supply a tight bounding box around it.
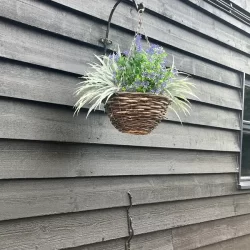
[0,174,241,221]
[190,78,241,110]
[0,208,128,250]
[172,213,250,249]
[231,0,250,13]
[0,140,238,179]
[234,193,250,216]
[0,60,242,110]
[0,18,98,75]
[0,6,241,87]
[63,231,173,250]
[197,234,250,250]
[0,61,241,130]
[49,0,250,73]
[0,99,240,151]
[171,103,240,130]
[131,196,236,235]
[3,0,250,59]
[188,0,250,35]
[0,195,246,249]
[131,0,250,55]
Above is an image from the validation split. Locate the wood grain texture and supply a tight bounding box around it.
[1,195,250,249]
[133,0,250,55]
[0,208,128,250]
[0,3,242,87]
[0,18,98,75]
[3,0,250,57]
[0,99,240,151]
[63,231,173,250]
[49,0,250,74]
[131,196,236,235]
[172,213,250,249]
[0,174,241,221]
[197,234,250,250]
[0,59,242,110]
[187,0,250,35]
[0,61,241,130]
[190,78,241,110]
[230,0,250,13]
[0,140,238,179]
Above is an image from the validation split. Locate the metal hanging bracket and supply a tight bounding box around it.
[100,0,145,54]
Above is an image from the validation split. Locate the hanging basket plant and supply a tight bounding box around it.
[74,7,196,135]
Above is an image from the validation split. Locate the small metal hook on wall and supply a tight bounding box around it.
[99,0,145,54]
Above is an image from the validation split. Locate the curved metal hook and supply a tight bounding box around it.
[100,0,145,54]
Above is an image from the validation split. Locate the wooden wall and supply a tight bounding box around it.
[0,0,248,249]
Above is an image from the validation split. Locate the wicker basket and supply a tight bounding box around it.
[105,92,171,135]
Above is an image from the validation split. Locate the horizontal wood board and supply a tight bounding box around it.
[0,140,238,179]
[0,173,244,221]
[0,99,240,151]
[0,0,246,249]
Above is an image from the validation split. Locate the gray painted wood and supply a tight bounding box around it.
[197,234,250,250]
[231,0,250,13]
[0,0,245,249]
[6,0,249,58]
[0,18,98,75]
[173,213,250,249]
[0,99,240,151]
[190,78,241,110]
[135,0,250,55]
[0,60,242,110]
[63,231,173,250]
[0,61,241,130]
[188,0,250,35]
[234,193,250,216]
[0,195,249,249]
[0,6,242,87]
[50,0,250,74]
[0,208,128,250]
[0,140,238,179]
[131,196,236,235]
[0,174,242,221]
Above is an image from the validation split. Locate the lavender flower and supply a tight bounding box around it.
[135,34,142,52]
[161,82,167,88]
[146,44,160,55]
[123,50,129,56]
[109,53,120,61]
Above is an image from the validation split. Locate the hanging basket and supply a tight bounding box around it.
[105,92,171,135]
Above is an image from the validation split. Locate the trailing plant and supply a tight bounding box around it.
[74,34,196,121]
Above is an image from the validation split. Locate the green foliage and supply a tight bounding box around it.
[74,34,197,120]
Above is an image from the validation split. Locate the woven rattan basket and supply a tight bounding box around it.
[105,92,171,135]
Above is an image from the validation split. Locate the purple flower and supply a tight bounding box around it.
[172,67,179,76]
[135,34,142,52]
[134,80,141,86]
[146,44,160,55]
[109,53,120,61]
[123,50,129,56]
[142,81,149,88]
[161,82,167,88]
[161,58,168,68]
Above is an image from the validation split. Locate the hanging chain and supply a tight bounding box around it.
[135,3,150,46]
[125,191,134,250]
